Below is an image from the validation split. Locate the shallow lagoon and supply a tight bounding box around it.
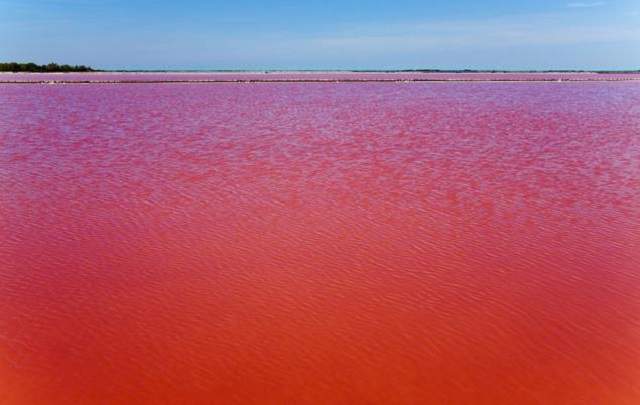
[1,77,639,403]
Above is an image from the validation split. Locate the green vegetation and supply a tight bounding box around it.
[0,62,95,72]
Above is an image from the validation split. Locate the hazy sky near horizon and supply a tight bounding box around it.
[1,0,639,70]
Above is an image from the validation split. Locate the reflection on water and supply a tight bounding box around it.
[1,80,639,404]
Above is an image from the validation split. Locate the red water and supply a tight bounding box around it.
[1,79,640,404]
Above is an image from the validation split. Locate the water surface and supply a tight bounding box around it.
[1,78,639,404]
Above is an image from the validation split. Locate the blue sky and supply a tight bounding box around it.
[1,0,639,70]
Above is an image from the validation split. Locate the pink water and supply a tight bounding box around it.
[2,71,640,83]
[1,78,640,404]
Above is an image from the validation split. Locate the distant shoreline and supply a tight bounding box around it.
[1,69,639,74]
[2,70,640,84]
[0,62,94,72]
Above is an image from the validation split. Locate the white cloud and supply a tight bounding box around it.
[567,2,606,8]
[301,13,640,54]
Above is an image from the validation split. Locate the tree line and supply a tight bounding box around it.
[0,62,95,72]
